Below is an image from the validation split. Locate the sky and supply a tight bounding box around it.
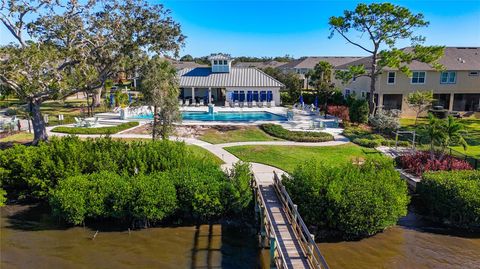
[1,0,479,58]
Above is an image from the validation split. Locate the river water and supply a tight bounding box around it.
[1,204,479,269]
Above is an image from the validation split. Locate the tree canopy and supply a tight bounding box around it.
[0,0,185,143]
[329,3,444,114]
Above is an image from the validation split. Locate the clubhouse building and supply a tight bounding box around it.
[177,54,284,106]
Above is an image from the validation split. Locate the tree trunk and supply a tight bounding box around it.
[152,105,158,140]
[369,51,379,115]
[30,99,48,145]
[92,88,103,107]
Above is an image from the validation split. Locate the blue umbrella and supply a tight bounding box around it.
[128,93,132,103]
[267,91,272,102]
[314,95,318,108]
[299,95,304,106]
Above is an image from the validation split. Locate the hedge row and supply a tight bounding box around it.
[283,156,409,239]
[417,170,480,229]
[51,121,139,134]
[0,137,253,224]
[260,124,334,142]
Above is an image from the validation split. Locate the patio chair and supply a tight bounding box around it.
[179,99,183,106]
[185,99,190,106]
[252,101,257,107]
[263,101,267,107]
[266,101,271,108]
[195,100,200,107]
[239,101,244,108]
[234,100,239,107]
[257,101,263,108]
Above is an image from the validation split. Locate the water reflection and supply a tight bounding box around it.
[318,211,480,269]
[1,204,264,269]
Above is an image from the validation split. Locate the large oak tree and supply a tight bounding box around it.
[0,0,185,144]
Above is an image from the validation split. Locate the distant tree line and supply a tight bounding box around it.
[179,54,294,64]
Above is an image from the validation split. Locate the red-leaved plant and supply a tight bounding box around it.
[327,105,349,122]
[399,151,473,176]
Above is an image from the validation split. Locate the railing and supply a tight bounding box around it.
[252,177,289,269]
[272,171,330,269]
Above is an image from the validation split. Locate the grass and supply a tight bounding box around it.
[400,116,480,158]
[198,126,281,144]
[51,122,139,134]
[0,132,34,143]
[187,144,224,165]
[225,143,381,173]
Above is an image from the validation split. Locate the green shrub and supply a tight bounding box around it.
[352,138,382,148]
[51,121,139,134]
[342,127,372,140]
[283,156,409,239]
[0,188,6,207]
[348,99,369,124]
[381,140,410,147]
[260,124,334,142]
[226,162,253,215]
[417,170,480,229]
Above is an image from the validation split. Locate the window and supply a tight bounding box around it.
[387,72,396,84]
[469,71,479,76]
[344,89,351,97]
[223,60,228,65]
[214,60,218,65]
[361,91,366,98]
[352,76,356,82]
[411,71,426,84]
[441,71,456,84]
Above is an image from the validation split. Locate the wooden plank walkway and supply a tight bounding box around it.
[259,183,310,269]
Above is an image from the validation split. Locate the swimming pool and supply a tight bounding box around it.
[131,111,287,122]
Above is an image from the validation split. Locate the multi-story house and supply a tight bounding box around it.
[336,47,480,116]
[279,56,363,88]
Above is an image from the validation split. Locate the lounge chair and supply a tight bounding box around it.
[179,99,184,106]
[257,101,263,108]
[234,100,239,107]
[185,99,190,106]
[263,101,267,107]
[74,117,84,127]
[266,101,271,108]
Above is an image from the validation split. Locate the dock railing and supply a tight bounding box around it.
[252,177,289,268]
[272,171,330,269]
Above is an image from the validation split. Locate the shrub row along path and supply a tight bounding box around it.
[47,126,349,268]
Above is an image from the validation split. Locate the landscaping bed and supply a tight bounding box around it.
[343,126,410,148]
[51,121,139,134]
[260,124,334,142]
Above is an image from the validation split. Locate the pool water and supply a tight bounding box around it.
[132,111,287,122]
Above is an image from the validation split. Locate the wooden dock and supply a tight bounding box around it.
[253,171,329,269]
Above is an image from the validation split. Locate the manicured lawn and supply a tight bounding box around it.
[0,132,33,143]
[225,143,381,173]
[187,144,224,165]
[400,116,480,158]
[198,126,281,144]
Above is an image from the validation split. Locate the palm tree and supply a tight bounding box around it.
[422,113,445,156]
[442,115,468,152]
[140,57,180,140]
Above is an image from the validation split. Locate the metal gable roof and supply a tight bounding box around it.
[177,67,285,88]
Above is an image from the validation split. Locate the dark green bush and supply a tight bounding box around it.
[0,137,219,199]
[352,138,382,148]
[51,121,139,134]
[260,124,334,142]
[417,170,480,229]
[2,137,253,224]
[348,99,369,124]
[283,156,409,239]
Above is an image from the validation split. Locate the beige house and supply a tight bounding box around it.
[337,47,480,116]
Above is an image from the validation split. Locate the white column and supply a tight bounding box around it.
[208,87,212,104]
[449,93,455,111]
[191,87,195,103]
[378,94,384,110]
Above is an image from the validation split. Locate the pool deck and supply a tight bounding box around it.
[89,106,344,136]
